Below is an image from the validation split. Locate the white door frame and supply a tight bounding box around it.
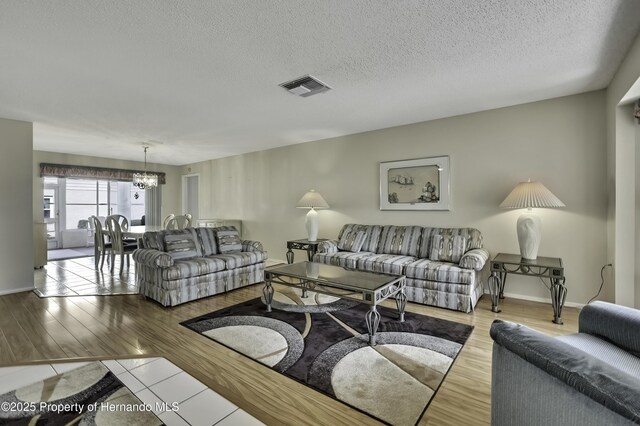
[181,173,200,222]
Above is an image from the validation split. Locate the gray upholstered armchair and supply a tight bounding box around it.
[490,301,640,426]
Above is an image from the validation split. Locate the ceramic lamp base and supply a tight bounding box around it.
[517,212,541,260]
[305,208,319,241]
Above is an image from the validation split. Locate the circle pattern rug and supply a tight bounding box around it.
[181,288,474,425]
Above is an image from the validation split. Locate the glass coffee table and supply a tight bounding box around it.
[263,261,407,345]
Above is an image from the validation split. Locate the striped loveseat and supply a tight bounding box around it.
[314,224,489,312]
[133,226,266,307]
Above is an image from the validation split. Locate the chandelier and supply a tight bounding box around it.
[133,145,158,189]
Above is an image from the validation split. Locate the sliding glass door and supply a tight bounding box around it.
[44,177,147,249]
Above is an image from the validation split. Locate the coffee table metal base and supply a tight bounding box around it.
[263,268,406,346]
[263,280,274,313]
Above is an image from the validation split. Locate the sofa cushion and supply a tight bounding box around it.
[195,227,218,256]
[557,333,640,378]
[337,224,383,253]
[142,231,164,251]
[163,229,202,260]
[337,230,366,253]
[216,230,242,253]
[419,228,483,262]
[405,259,476,285]
[210,251,266,269]
[314,251,375,269]
[161,257,226,280]
[376,226,422,257]
[357,254,417,275]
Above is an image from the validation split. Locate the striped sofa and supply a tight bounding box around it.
[132,226,266,307]
[314,224,489,312]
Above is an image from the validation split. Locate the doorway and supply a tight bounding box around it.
[182,174,199,224]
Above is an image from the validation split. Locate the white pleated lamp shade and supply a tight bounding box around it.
[296,189,329,209]
[499,181,565,209]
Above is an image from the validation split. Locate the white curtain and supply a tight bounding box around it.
[145,186,162,226]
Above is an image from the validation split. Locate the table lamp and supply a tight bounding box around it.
[499,180,565,260]
[296,189,329,241]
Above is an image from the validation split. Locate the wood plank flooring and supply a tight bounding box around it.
[0,285,579,425]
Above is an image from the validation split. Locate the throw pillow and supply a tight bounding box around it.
[216,230,242,253]
[163,230,201,260]
[337,230,366,252]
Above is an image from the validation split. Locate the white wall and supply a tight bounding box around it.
[606,32,640,307]
[0,117,34,295]
[184,91,607,305]
[636,121,640,308]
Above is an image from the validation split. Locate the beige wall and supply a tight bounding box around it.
[0,117,34,294]
[183,91,607,306]
[637,124,640,308]
[606,32,640,308]
[32,150,182,225]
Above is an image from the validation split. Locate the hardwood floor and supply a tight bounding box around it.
[0,286,579,425]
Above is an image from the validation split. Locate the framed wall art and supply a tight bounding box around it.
[379,156,450,210]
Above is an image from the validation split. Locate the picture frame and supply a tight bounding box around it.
[379,156,450,210]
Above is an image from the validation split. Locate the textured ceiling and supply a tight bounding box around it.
[1,1,639,165]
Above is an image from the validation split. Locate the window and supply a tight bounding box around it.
[44,177,147,245]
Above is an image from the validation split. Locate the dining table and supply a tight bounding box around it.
[123,225,165,247]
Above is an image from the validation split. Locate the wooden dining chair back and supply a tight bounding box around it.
[166,214,192,230]
[90,215,111,270]
[176,214,192,229]
[108,214,129,231]
[163,214,176,229]
[106,215,136,274]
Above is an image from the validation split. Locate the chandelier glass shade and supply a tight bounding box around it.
[133,146,158,189]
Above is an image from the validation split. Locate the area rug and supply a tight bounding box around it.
[0,362,162,425]
[181,288,474,425]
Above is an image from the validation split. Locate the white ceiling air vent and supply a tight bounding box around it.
[279,75,331,97]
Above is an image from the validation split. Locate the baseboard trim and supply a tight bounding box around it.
[488,291,584,309]
[0,286,35,296]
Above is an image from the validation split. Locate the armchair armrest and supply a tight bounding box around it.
[132,248,174,268]
[459,248,489,270]
[579,301,640,356]
[242,240,264,252]
[490,319,640,424]
[317,239,339,254]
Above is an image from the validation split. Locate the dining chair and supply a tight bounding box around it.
[163,214,176,230]
[89,215,111,271]
[166,214,192,230]
[106,215,137,274]
[108,214,129,231]
[109,213,138,244]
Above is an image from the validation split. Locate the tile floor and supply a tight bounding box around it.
[34,256,139,297]
[0,357,264,426]
[34,257,283,298]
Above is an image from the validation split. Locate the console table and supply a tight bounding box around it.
[488,253,567,324]
[286,239,327,264]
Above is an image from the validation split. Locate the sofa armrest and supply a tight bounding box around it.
[490,319,640,424]
[459,248,489,271]
[580,301,640,356]
[132,248,174,268]
[317,239,339,254]
[242,240,264,252]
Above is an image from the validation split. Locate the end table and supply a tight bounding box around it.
[488,253,567,324]
[286,239,328,264]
